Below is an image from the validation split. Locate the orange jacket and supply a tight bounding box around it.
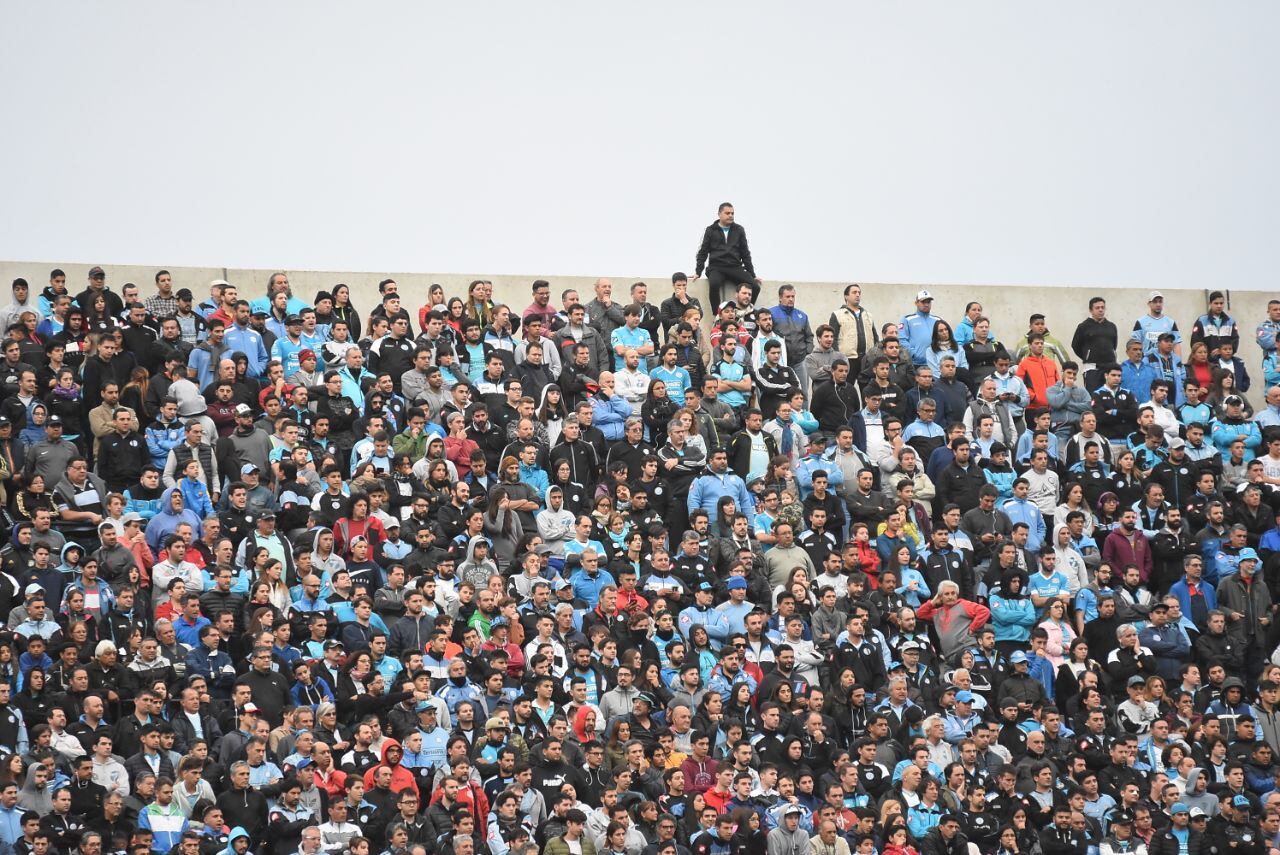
[1016,354,1061,409]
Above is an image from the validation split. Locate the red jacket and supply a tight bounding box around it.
[362,739,419,798]
[1102,527,1153,581]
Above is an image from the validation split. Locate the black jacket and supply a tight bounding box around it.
[727,429,778,482]
[811,379,862,434]
[548,438,601,490]
[170,706,225,755]
[235,668,293,727]
[1149,827,1203,855]
[1071,318,1119,366]
[1040,825,1089,855]
[97,429,149,486]
[1092,385,1138,440]
[695,222,755,277]
[921,828,970,855]
[936,461,987,515]
[217,784,272,844]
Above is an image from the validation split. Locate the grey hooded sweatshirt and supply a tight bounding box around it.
[17,764,53,813]
[1183,767,1218,816]
[767,825,812,855]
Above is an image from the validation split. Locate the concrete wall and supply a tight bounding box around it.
[1,259,1270,374]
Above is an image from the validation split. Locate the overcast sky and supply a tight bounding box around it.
[2,2,1275,289]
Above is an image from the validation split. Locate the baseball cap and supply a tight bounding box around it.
[1009,650,1028,664]
[490,616,508,629]
[1225,394,1244,407]
[634,692,657,707]
[1127,675,1147,687]
[1148,290,1164,302]
[415,700,436,713]
[485,717,510,731]
[1190,808,1207,819]
[234,403,254,417]
[256,511,276,522]
[294,757,313,770]
[0,416,10,428]
[915,290,934,301]
[1233,795,1252,810]
[88,266,105,278]
[240,463,260,475]
[23,584,43,598]
[807,432,826,446]
[251,308,269,318]
[1169,437,1186,450]
[1170,802,1189,815]
[697,581,714,592]
[1110,811,1134,826]
[726,577,748,591]
[552,577,571,591]
[176,288,194,300]
[120,512,144,523]
[900,640,922,652]
[323,640,344,651]
[954,690,974,703]
[242,702,261,715]
[1239,547,1260,563]
[46,415,62,426]
[285,314,302,325]
[784,805,803,816]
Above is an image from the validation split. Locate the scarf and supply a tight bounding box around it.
[776,418,792,455]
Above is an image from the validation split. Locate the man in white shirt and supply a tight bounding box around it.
[1024,449,1061,517]
[150,536,204,609]
[750,309,787,372]
[1259,435,1280,486]
[48,708,83,765]
[1146,384,1180,444]
[614,349,650,416]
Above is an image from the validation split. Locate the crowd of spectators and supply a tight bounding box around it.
[0,206,1280,855]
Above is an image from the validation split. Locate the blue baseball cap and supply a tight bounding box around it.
[1233,795,1252,810]
[955,690,975,703]
[1009,650,1028,664]
[1170,802,1189,815]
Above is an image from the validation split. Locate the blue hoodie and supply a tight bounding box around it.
[178,475,215,520]
[221,825,251,855]
[144,416,186,469]
[518,461,548,505]
[144,487,204,552]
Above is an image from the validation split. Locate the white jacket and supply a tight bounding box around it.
[92,755,130,797]
[615,368,650,412]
